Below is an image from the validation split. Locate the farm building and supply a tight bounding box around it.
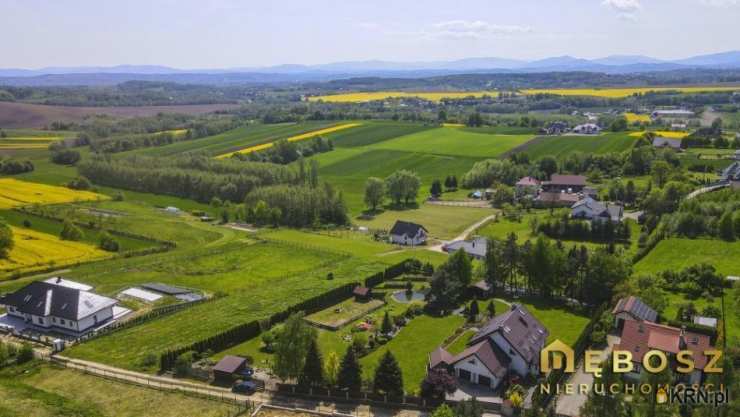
[571,197,624,223]
[428,304,548,391]
[652,136,682,150]
[353,286,371,302]
[651,109,694,120]
[615,320,712,385]
[572,123,601,135]
[389,221,428,246]
[535,191,580,208]
[0,281,118,335]
[443,237,487,260]
[611,296,658,330]
[542,174,587,193]
[212,355,248,384]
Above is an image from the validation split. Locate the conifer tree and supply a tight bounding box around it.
[337,345,362,392]
[373,351,404,397]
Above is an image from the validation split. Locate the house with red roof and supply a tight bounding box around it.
[615,319,711,385]
[515,176,540,199]
[428,304,549,391]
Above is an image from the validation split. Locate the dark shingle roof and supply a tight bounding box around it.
[453,339,510,378]
[140,282,190,295]
[470,304,549,363]
[213,355,247,374]
[389,221,427,237]
[1,281,115,321]
[548,175,587,186]
[612,296,658,322]
[652,137,682,150]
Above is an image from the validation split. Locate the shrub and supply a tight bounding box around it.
[67,176,92,190]
[99,232,120,252]
[17,343,34,364]
[51,148,81,165]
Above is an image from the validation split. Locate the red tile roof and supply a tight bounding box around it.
[548,175,587,186]
[616,320,711,369]
[353,286,370,297]
[516,176,540,186]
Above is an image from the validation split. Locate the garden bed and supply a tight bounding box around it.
[304,298,385,330]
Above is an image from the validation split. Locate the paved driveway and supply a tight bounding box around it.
[555,334,620,417]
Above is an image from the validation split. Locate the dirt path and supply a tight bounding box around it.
[428,214,497,253]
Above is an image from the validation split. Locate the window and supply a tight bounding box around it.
[61,319,66,325]
[52,318,56,323]
[37,317,43,324]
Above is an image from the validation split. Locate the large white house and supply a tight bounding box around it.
[571,197,624,223]
[428,304,549,390]
[0,280,118,334]
[389,220,428,246]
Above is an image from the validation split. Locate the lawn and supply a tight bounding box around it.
[521,86,740,98]
[308,91,499,103]
[634,238,740,277]
[0,226,112,279]
[136,121,334,157]
[360,314,466,394]
[661,289,739,348]
[372,127,535,158]
[305,298,385,328]
[0,178,108,209]
[513,132,637,160]
[510,297,590,346]
[355,203,497,240]
[0,362,240,417]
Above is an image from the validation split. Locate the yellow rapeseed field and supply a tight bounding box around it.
[629,130,689,139]
[308,91,499,103]
[624,113,651,123]
[0,178,108,209]
[0,135,62,150]
[521,86,740,98]
[217,123,361,158]
[442,123,466,128]
[0,227,111,277]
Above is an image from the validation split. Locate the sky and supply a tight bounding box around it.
[1,0,739,69]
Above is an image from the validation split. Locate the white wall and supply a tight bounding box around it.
[454,355,500,389]
[491,333,529,377]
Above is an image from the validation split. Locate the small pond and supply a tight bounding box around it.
[392,289,427,303]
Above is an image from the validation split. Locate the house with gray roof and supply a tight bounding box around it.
[652,136,683,151]
[389,220,428,246]
[571,197,623,223]
[428,304,548,391]
[0,281,118,334]
[443,237,487,260]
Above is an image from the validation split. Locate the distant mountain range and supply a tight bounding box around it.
[2,51,740,86]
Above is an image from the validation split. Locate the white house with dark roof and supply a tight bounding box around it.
[0,281,117,334]
[428,304,549,391]
[389,221,428,246]
[571,197,624,223]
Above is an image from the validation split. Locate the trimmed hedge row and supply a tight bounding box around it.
[160,259,414,372]
[364,259,416,288]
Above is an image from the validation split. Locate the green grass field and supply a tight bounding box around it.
[360,314,465,394]
[0,363,239,417]
[372,127,534,158]
[513,132,637,160]
[315,148,480,213]
[634,238,740,277]
[356,204,497,240]
[133,121,334,157]
[326,121,434,148]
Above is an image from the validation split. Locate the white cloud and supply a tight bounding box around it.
[425,20,532,40]
[601,0,642,12]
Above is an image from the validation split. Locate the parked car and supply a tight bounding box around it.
[232,380,258,394]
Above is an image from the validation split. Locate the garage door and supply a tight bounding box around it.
[458,369,472,382]
[478,375,492,387]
